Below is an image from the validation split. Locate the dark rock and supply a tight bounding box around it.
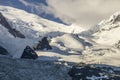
[0,46,9,55]
[0,12,25,38]
[21,46,38,59]
[33,37,52,50]
[113,14,120,24]
[68,63,120,80]
[40,37,52,50]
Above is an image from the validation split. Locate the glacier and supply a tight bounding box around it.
[0,5,120,80]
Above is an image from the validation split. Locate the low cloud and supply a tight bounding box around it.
[44,0,120,28]
[19,0,120,28]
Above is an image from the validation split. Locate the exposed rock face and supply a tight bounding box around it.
[33,37,52,50]
[40,37,52,50]
[21,46,38,59]
[115,40,120,49]
[0,12,25,38]
[68,63,120,80]
[0,46,9,55]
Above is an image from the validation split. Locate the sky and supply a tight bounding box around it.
[44,0,120,28]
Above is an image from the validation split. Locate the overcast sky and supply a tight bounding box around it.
[42,0,120,28]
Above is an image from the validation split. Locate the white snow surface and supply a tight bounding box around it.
[0,6,85,58]
[92,11,120,45]
[78,12,120,66]
[0,5,120,67]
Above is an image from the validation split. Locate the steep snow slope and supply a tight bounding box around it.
[37,34,85,63]
[0,6,85,58]
[0,0,66,24]
[78,12,120,67]
[0,5,120,67]
[51,34,84,52]
[0,24,35,58]
[0,6,84,37]
[92,12,120,45]
[0,5,120,80]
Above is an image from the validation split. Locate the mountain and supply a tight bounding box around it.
[0,5,120,80]
[80,11,120,46]
[0,5,85,59]
[0,0,66,24]
[79,11,120,67]
[90,12,120,45]
[0,12,25,38]
[0,5,87,80]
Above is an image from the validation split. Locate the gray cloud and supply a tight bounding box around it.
[44,0,120,28]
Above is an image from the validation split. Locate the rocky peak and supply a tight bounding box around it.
[0,12,25,38]
[109,12,120,24]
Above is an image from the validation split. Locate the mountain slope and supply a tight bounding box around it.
[0,0,66,24]
[0,12,25,38]
[92,12,120,45]
[0,6,85,59]
[0,5,120,80]
[78,11,120,67]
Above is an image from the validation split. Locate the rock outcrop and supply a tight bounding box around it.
[68,63,120,80]
[33,37,52,50]
[21,46,38,59]
[0,12,25,38]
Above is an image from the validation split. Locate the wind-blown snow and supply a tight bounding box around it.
[92,11,120,45]
[51,34,84,51]
[0,6,85,58]
[0,5,120,68]
[0,4,120,80]
[74,12,120,67]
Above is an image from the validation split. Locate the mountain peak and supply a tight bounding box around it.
[107,11,120,24]
[92,11,120,45]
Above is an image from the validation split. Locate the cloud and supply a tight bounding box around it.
[44,0,120,28]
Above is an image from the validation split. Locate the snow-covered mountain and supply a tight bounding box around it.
[0,0,66,24]
[90,12,120,45]
[0,6,85,59]
[0,5,120,80]
[0,5,88,80]
[79,11,120,67]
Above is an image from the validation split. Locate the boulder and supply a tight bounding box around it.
[21,46,38,59]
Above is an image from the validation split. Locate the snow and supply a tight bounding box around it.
[92,11,120,45]
[51,34,84,52]
[86,75,108,80]
[37,51,81,63]
[0,6,84,36]
[0,5,120,78]
[0,5,85,58]
[0,5,120,67]
[81,45,120,66]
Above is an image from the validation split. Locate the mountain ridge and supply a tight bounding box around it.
[0,4,120,80]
